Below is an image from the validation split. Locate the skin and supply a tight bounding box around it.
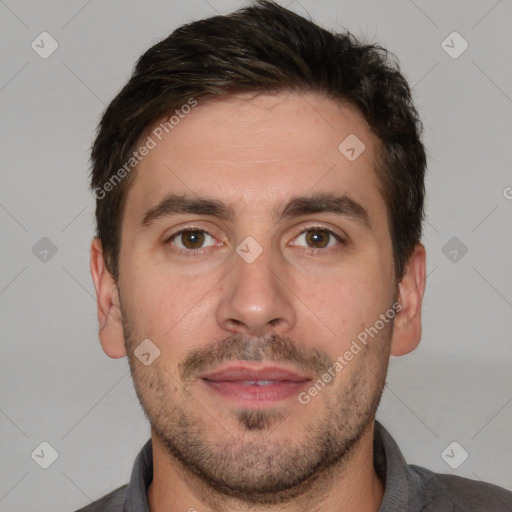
[91,91,426,512]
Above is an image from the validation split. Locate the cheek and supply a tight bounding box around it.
[119,268,180,341]
[293,265,392,351]
[121,264,221,349]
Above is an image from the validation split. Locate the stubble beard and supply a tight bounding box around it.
[122,308,391,505]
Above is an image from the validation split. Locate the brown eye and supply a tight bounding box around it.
[294,228,341,249]
[305,230,331,248]
[180,231,204,249]
[169,230,215,250]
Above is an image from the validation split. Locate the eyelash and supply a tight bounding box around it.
[164,227,217,257]
[165,225,345,257]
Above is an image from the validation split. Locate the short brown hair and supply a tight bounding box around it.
[90,0,426,281]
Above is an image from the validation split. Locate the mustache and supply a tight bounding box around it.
[179,332,334,380]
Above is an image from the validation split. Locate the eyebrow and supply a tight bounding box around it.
[140,193,371,230]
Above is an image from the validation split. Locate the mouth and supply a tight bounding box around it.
[197,363,312,407]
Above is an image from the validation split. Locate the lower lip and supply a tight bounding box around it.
[201,379,310,405]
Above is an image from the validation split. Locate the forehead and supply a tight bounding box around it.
[123,91,387,228]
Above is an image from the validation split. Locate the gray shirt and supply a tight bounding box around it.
[75,421,512,511]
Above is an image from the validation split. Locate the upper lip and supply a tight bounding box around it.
[198,363,312,382]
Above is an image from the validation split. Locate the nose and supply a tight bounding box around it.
[216,243,296,338]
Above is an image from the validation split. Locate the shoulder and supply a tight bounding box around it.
[74,484,127,512]
[410,465,512,511]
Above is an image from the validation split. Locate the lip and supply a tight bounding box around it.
[198,363,312,407]
[198,363,311,382]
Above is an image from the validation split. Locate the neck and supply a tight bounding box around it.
[148,421,384,512]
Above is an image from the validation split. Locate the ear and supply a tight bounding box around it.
[390,243,426,356]
[90,238,126,359]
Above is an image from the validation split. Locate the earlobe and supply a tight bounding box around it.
[90,238,127,359]
[390,243,426,356]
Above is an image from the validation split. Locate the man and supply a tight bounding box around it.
[84,1,512,510]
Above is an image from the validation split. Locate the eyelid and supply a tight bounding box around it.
[163,226,224,257]
[289,224,347,243]
[169,228,216,249]
[163,223,220,243]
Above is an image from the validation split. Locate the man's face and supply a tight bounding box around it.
[115,91,398,500]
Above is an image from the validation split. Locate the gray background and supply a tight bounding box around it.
[1,0,511,510]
